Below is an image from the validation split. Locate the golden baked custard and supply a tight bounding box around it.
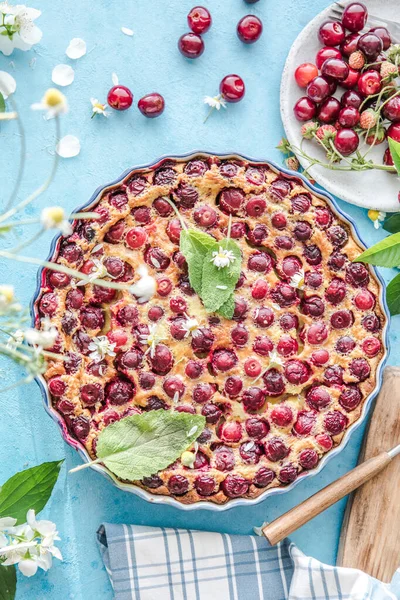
[36,154,386,504]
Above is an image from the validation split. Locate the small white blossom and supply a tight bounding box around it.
[289,270,305,290]
[40,206,72,235]
[269,349,284,368]
[0,517,17,547]
[130,265,156,304]
[204,95,226,111]
[31,88,68,119]
[6,328,24,349]
[180,315,201,339]
[76,258,108,286]
[139,323,167,358]
[90,98,108,118]
[211,246,236,269]
[368,209,386,229]
[88,336,116,363]
[0,5,42,56]
[65,37,86,59]
[25,318,58,350]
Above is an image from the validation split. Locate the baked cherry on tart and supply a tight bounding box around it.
[36,154,386,505]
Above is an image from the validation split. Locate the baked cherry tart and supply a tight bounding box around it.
[35,154,386,505]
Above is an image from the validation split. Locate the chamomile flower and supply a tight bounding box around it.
[139,323,168,358]
[40,206,72,235]
[203,95,226,111]
[211,246,236,269]
[368,209,386,229]
[130,265,156,304]
[76,258,108,286]
[88,336,116,363]
[25,318,58,350]
[269,349,284,368]
[180,315,201,339]
[90,98,108,118]
[31,88,68,119]
[290,270,305,290]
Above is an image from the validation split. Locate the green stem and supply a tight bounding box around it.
[9,228,44,254]
[4,93,26,212]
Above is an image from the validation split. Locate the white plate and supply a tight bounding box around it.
[281,0,400,212]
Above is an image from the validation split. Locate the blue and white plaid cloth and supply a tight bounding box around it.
[97,523,400,600]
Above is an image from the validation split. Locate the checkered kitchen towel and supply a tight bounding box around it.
[97,524,400,600]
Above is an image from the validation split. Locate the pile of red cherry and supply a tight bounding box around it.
[293,1,400,164]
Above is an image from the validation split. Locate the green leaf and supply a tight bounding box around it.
[386,273,400,315]
[201,238,242,312]
[354,232,400,268]
[217,294,235,319]
[0,461,63,523]
[383,213,400,234]
[0,93,5,114]
[96,411,205,481]
[388,137,400,175]
[0,566,16,600]
[180,229,217,295]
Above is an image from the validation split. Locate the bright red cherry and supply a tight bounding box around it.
[237,15,263,44]
[107,85,133,111]
[293,97,317,121]
[341,67,360,90]
[334,129,359,156]
[316,47,342,70]
[295,63,318,88]
[338,106,360,128]
[358,70,382,96]
[321,58,349,82]
[178,32,204,59]
[341,89,363,109]
[187,6,212,34]
[342,2,368,32]
[138,93,165,118]
[340,33,360,56]
[219,74,245,103]
[383,97,400,122]
[318,21,345,47]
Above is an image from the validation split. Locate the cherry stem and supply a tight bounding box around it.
[203,105,215,124]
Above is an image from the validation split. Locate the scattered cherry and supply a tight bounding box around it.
[219,74,245,103]
[237,15,263,44]
[187,6,212,34]
[178,32,204,59]
[138,93,165,118]
[107,85,133,111]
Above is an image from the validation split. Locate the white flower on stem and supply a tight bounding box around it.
[289,270,305,290]
[31,88,68,119]
[0,5,42,55]
[204,95,226,111]
[129,265,156,304]
[51,64,74,87]
[368,209,386,230]
[41,206,72,235]
[25,317,58,350]
[76,258,108,286]
[268,349,284,369]
[65,38,86,59]
[0,517,17,547]
[210,246,236,269]
[139,323,167,358]
[0,285,15,310]
[56,135,81,158]
[180,315,201,339]
[90,98,108,118]
[0,71,16,98]
[6,328,24,349]
[88,336,116,363]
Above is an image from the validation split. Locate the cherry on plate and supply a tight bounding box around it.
[107,85,133,110]
[187,6,212,34]
[178,32,204,58]
[318,97,341,124]
[237,15,263,44]
[341,2,368,32]
[341,67,360,89]
[318,21,345,47]
[295,63,318,88]
[357,33,383,60]
[388,123,400,142]
[338,106,360,128]
[358,70,382,96]
[220,74,245,103]
[138,93,165,118]
[369,26,391,50]
[294,97,317,121]
[306,76,331,103]
[334,129,359,155]
[321,57,349,82]
[340,33,360,56]
[316,47,342,70]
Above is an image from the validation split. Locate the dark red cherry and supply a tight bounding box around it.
[341,89,363,109]
[72,416,90,440]
[293,410,317,435]
[219,187,245,215]
[149,344,174,375]
[284,359,310,385]
[193,383,215,404]
[254,468,275,488]
[307,321,329,345]
[324,364,344,386]
[280,313,299,331]
[168,475,189,495]
[237,14,263,44]
[316,46,342,69]
[342,2,368,32]
[105,378,135,405]
[299,449,319,470]
[245,418,270,439]
[357,32,383,60]
[212,348,237,372]
[195,475,216,496]
[39,292,58,316]
[224,376,243,398]
[271,405,293,427]
[349,357,370,381]
[307,386,331,410]
[239,441,262,464]
[231,324,249,348]
[293,97,317,121]
[221,474,249,498]
[278,464,298,484]
[334,129,359,155]
[369,26,391,50]
[219,74,245,103]
[214,446,235,471]
[324,410,348,435]
[271,212,287,229]
[318,97,341,124]
[294,221,312,241]
[263,369,285,396]
[188,6,212,34]
[325,278,346,305]
[253,306,274,328]
[339,385,362,411]
[321,58,349,82]
[243,387,266,413]
[301,296,325,318]
[330,309,354,329]
[264,437,289,462]
[185,360,203,379]
[338,106,360,128]
[270,178,291,199]
[318,21,345,46]
[178,32,204,58]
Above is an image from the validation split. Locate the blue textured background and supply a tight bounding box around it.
[0,0,398,598]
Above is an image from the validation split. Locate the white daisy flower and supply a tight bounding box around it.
[76,258,108,286]
[90,98,108,118]
[289,270,305,290]
[88,336,116,363]
[40,206,72,235]
[204,95,226,110]
[368,209,386,229]
[210,246,236,269]
[139,322,167,358]
[180,315,201,339]
[31,88,68,119]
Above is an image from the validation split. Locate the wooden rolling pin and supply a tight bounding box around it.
[262,443,400,546]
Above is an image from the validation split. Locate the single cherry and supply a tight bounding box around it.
[342,2,368,32]
[293,97,317,121]
[306,76,331,103]
[138,93,165,118]
[187,6,212,34]
[316,47,342,69]
[321,58,349,82]
[358,70,382,96]
[357,32,383,60]
[237,15,263,44]
[334,129,359,155]
[295,63,318,88]
[219,74,245,103]
[107,85,133,111]
[318,21,345,46]
[178,32,204,59]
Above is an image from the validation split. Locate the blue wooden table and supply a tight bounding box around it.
[0,0,397,597]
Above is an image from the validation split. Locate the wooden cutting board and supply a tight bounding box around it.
[337,366,400,582]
